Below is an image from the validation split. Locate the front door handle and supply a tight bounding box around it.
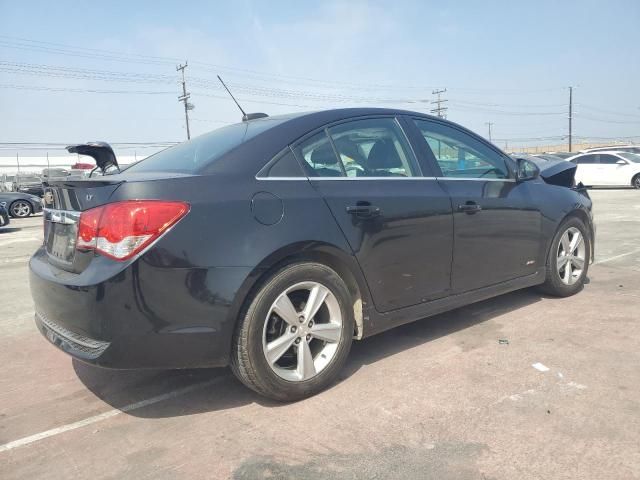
[346,204,381,218]
[458,202,482,214]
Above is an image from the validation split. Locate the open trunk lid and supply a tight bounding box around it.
[66,141,119,174]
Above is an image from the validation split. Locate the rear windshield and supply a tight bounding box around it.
[125,116,292,174]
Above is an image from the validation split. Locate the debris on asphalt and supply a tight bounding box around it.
[532,362,550,372]
[498,339,509,345]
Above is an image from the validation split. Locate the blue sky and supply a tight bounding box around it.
[1,0,639,155]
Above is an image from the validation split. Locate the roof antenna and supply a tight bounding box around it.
[217,75,268,122]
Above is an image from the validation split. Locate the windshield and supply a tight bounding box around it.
[619,153,640,163]
[125,116,294,174]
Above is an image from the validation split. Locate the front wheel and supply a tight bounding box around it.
[231,262,354,401]
[9,200,32,218]
[538,217,590,297]
[632,174,640,189]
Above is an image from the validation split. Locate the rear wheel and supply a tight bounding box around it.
[632,174,640,189]
[9,200,32,218]
[231,262,354,401]
[538,217,590,297]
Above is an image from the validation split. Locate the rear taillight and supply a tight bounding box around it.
[76,200,189,261]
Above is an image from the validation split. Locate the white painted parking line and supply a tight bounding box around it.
[1,255,32,264]
[0,375,229,453]
[594,248,640,265]
[0,236,42,247]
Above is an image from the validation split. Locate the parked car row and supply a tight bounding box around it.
[0,166,96,195]
[0,191,43,217]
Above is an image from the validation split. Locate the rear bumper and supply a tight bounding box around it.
[29,246,253,369]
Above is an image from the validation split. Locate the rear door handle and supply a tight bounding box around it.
[346,204,381,218]
[457,202,482,214]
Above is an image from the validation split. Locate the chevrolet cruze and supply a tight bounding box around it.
[30,108,594,401]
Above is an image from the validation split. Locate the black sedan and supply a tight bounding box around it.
[0,203,9,228]
[30,108,594,401]
[0,191,43,218]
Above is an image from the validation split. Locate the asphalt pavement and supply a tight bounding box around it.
[1,189,639,479]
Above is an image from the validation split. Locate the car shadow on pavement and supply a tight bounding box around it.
[74,287,549,418]
[0,227,22,234]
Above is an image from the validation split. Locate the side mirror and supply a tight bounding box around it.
[516,158,540,182]
[616,159,627,165]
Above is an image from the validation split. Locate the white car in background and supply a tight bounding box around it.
[581,145,640,155]
[567,151,640,188]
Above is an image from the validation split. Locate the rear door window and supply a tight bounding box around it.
[575,155,597,164]
[598,154,619,165]
[327,118,417,177]
[294,131,345,177]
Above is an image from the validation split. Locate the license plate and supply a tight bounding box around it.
[46,222,77,264]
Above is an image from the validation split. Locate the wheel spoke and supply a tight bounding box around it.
[563,261,572,283]
[572,256,585,269]
[310,322,341,343]
[296,339,316,380]
[265,331,297,365]
[557,255,569,270]
[560,232,571,254]
[272,293,300,326]
[569,231,583,254]
[303,284,329,321]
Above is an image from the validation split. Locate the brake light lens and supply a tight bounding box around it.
[76,200,189,261]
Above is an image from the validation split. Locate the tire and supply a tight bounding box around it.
[538,217,590,297]
[632,174,640,189]
[230,262,354,401]
[9,200,32,218]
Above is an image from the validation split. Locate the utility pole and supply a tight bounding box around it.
[177,62,193,140]
[568,86,573,152]
[485,122,494,142]
[430,88,448,119]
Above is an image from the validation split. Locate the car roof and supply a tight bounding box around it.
[572,150,628,156]
[206,108,449,174]
[582,145,638,152]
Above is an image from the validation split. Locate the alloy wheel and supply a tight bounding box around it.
[10,200,31,217]
[556,227,586,285]
[633,176,640,189]
[262,281,342,382]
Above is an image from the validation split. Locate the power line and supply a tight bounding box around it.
[578,104,640,119]
[573,114,640,125]
[0,83,175,95]
[0,35,574,95]
[448,103,565,116]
